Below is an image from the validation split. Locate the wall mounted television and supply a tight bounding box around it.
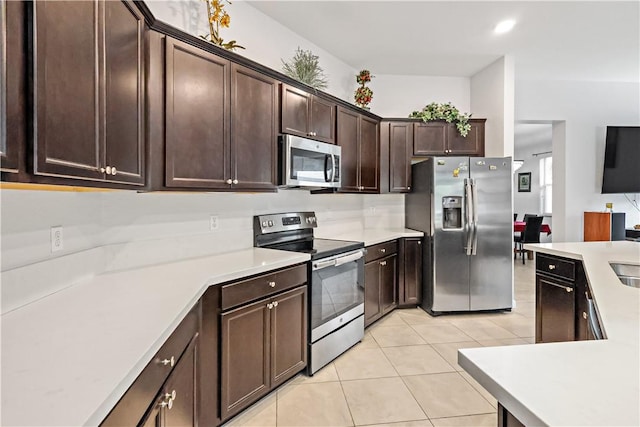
[602,126,640,194]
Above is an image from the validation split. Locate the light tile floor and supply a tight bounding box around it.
[224,260,535,427]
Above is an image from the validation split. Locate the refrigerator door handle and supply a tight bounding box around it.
[464,178,473,256]
[471,178,479,255]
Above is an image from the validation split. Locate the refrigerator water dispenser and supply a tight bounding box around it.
[442,196,463,229]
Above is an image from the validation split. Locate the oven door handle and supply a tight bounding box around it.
[312,249,364,271]
[334,250,364,267]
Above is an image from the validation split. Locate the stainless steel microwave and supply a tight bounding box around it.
[279,135,341,188]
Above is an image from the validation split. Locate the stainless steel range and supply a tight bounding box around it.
[254,212,365,375]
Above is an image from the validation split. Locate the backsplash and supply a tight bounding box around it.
[1,189,404,313]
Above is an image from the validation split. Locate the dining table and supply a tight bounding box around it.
[514,221,552,235]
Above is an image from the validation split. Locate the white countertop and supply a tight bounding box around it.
[317,228,424,246]
[459,241,640,426]
[1,248,310,427]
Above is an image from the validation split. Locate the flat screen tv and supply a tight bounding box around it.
[602,126,640,194]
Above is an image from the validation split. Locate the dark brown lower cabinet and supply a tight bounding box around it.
[398,238,422,307]
[535,275,575,343]
[100,303,200,427]
[364,244,398,327]
[140,335,198,427]
[221,285,307,421]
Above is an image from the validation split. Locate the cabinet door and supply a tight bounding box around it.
[270,286,307,388]
[231,64,277,191]
[139,401,162,427]
[364,260,381,327]
[447,120,484,156]
[400,238,422,306]
[33,0,103,180]
[360,115,380,192]
[221,298,270,420]
[1,0,22,174]
[310,96,335,144]
[104,0,144,185]
[413,122,446,156]
[165,37,230,189]
[536,276,575,343]
[380,255,397,315]
[337,107,360,191]
[163,335,198,427]
[199,286,220,427]
[281,84,310,137]
[389,122,412,192]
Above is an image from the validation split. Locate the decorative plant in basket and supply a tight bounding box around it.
[354,69,374,109]
[409,102,472,137]
[281,47,329,90]
[202,0,244,51]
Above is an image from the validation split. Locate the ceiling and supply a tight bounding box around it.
[247,1,640,82]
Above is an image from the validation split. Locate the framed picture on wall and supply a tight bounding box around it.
[518,172,532,192]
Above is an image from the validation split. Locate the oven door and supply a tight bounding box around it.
[310,249,364,342]
[280,135,341,188]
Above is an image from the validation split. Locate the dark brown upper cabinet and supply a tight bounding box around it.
[413,119,485,157]
[31,0,145,185]
[337,106,379,193]
[165,38,277,191]
[380,121,413,193]
[1,0,24,174]
[281,84,336,144]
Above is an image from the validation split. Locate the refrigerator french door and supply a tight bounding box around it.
[407,157,513,314]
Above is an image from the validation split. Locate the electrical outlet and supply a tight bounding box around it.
[51,226,64,252]
[209,215,219,231]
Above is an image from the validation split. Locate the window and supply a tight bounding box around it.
[539,156,552,214]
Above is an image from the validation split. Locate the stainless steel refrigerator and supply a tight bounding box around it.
[406,157,513,314]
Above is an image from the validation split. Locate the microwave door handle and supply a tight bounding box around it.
[330,154,337,182]
[324,154,331,182]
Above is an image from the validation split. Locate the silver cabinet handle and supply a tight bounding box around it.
[232,179,238,184]
[165,390,176,400]
[380,248,386,253]
[160,356,175,367]
[226,179,232,184]
[100,167,106,173]
[417,241,421,245]
[407,186,411,190]
[583,312,588,319]
[111,167,117,176]
[566,287,573,293]
[548,264,556,270]
[273,301,279,307]
[380,261,387,266]
[268,281,276,288]
[105,166,112,174]
[267,303,273,309]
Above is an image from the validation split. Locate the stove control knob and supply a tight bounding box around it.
[262,221,268,227]
[268,221,274,227]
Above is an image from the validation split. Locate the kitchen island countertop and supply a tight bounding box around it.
[459,241,640,426]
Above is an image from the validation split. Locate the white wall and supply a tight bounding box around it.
[470,56,515,157]
[148,0,357,101]
[0,189,404,313]
[368,74,470,117]
[516,79,640,241]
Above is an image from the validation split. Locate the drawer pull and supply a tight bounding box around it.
[268,281,276,288]
[273,301,279,307]
[583,312,588,319]
[160,356,175,367]
[380,261,387,266]
[267,303,273,309]
[159,390,176,410]
[566,287,573,293]
[380,248,386,253]
[548,265,556,270]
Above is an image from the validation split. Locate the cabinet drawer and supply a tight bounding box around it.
[536,254,575,281]
[365,240,398,263]
[101,302,200,426]
[222,264,307,310]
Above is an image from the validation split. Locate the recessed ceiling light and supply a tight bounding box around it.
[494,19,516,34]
